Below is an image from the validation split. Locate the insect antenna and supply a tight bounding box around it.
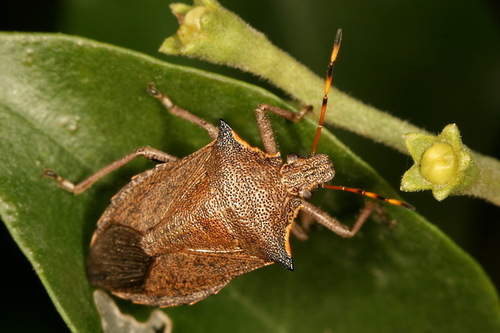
[323,185,415,210]
[313,29,414,210]
[311,28,342,154]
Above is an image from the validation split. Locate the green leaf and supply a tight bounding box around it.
[1,33,499,333]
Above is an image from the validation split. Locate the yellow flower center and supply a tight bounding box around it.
[420,143,458,185]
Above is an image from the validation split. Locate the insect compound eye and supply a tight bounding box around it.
[301,189,312,200]
[286,153,299,163]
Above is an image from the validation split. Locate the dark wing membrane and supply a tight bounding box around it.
[113,250,270,307]
[87,224,152,290]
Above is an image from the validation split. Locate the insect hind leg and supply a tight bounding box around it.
[44,147,178,195]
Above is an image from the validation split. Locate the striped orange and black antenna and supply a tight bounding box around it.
[313,29,414,210]
[311,28,342,155]
[324,185,414,210]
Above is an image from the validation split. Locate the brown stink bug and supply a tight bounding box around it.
[44,29,412,307]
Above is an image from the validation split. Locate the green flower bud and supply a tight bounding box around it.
[401,124,478,201]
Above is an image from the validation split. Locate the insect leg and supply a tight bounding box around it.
[299,200,377,238]
[147,83,219,140]
[44,147,178,195]
[290,222,309,241]
[254,104,312,155]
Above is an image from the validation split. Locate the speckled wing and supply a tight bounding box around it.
[114,250,269,307]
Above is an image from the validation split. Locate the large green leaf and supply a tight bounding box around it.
[0,33,498,332]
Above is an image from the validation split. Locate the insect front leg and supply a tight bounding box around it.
[254,104,312,155]
[290,222,309,241]
[44,147,178,195]
[300,201,379,238]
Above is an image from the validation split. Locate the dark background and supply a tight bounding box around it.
[1,0,499,331]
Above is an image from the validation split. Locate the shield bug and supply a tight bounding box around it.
[44,29,412,307]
